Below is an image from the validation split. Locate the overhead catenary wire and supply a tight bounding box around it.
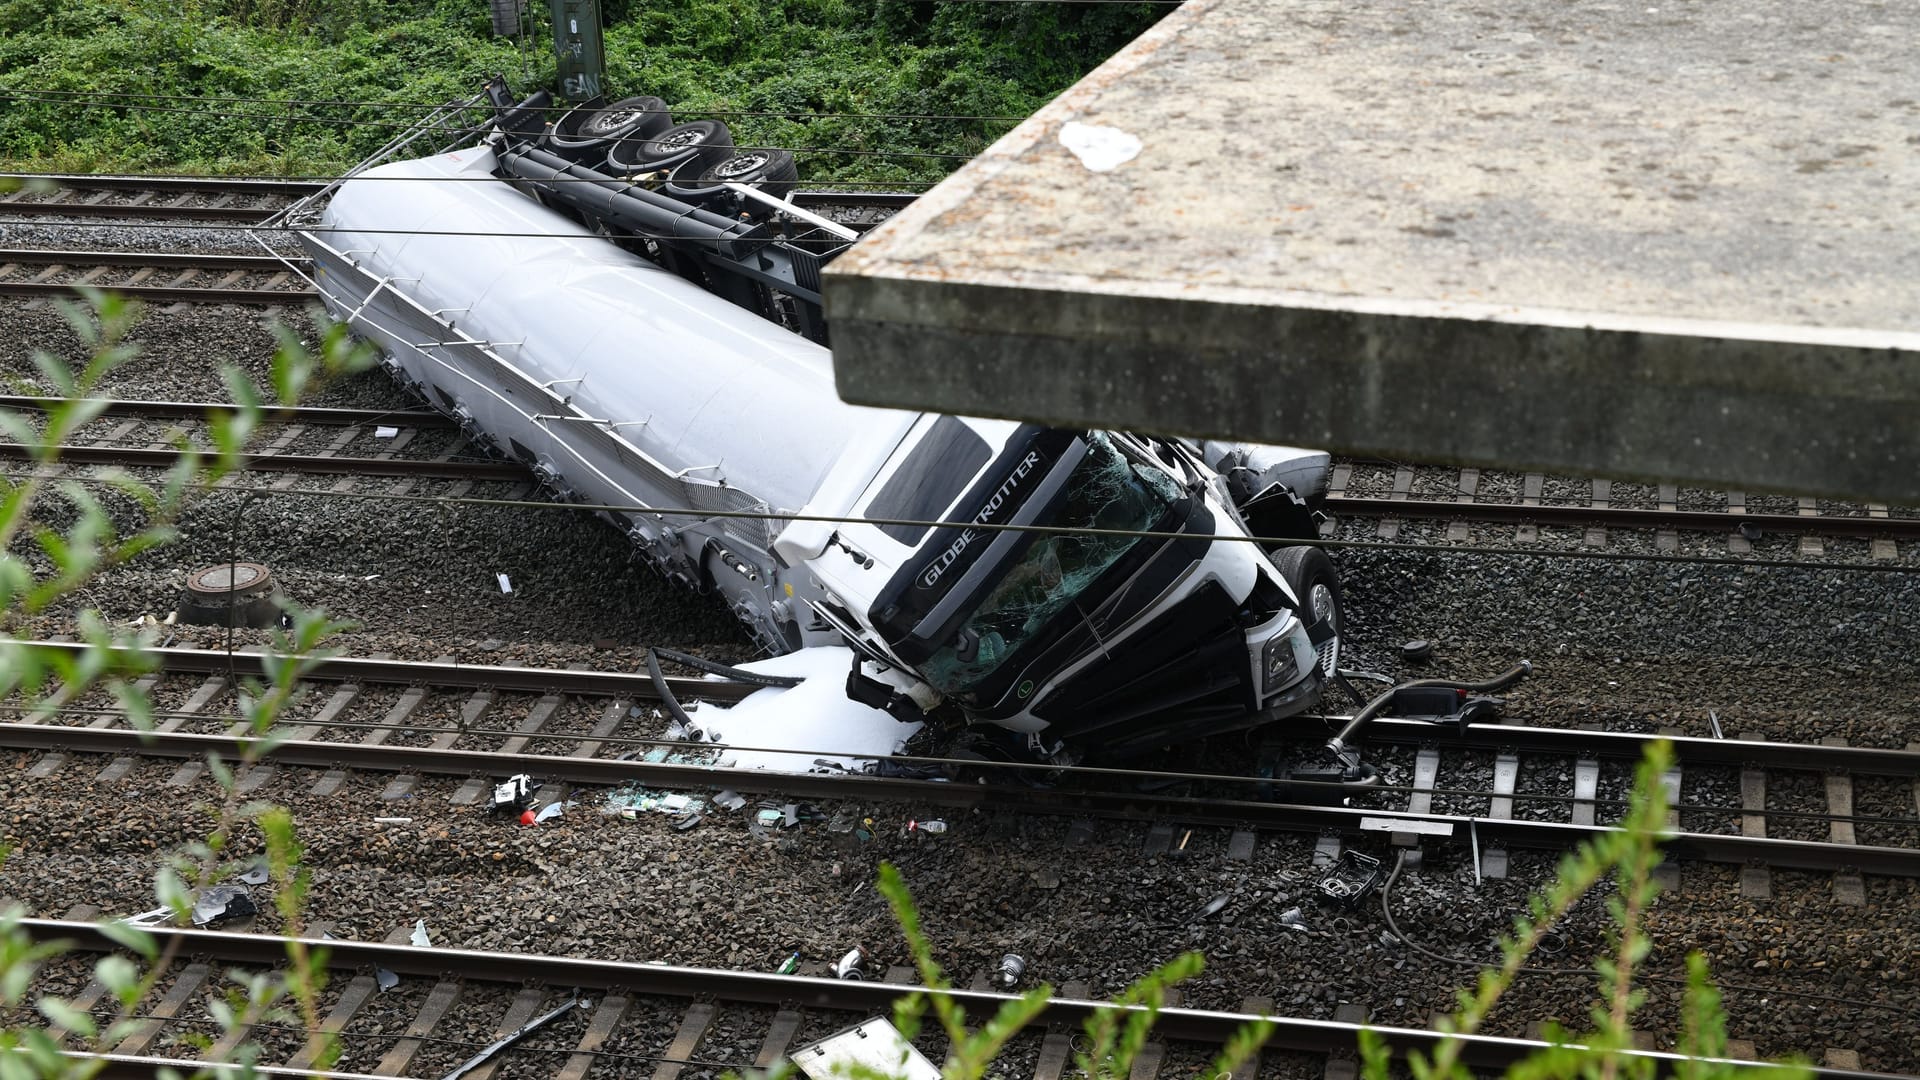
[0,88,1034,124]
[7,467,1917,576]
[0,89,1023,149]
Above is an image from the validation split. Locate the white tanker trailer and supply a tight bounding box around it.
[287,81,1347,758]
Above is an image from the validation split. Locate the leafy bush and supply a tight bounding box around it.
[0,0,1166,180]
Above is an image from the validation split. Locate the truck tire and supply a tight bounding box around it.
[1274,544,1342,679]
[547,96,672,161]
[664,148,799,207]
[606,119,733,178]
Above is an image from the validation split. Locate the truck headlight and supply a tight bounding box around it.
[1260,621,1320,694]
[1262,633,1299,693]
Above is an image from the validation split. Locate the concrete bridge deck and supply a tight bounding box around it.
[823,0,1919,502]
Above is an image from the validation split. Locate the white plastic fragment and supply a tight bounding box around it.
[534,801,572,823]
[373,425,400,438]
[410,919,431,947]
[374,816,413,824]
[1058,120,1142,173]
[496,573,513,594]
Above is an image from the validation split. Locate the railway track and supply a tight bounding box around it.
[25,917,1894,1080]
[0,248,313,304]
[0,172,916,227]
[1323,461,1920,558]
[6,642,1917,888]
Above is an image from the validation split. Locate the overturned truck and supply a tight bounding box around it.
[287,79,1344,759]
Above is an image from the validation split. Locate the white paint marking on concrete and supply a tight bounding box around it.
[1059,121,1142,173]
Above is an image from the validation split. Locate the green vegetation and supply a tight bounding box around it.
[0,0,1168,182]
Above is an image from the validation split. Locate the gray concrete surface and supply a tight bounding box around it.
[824,0,1920,501]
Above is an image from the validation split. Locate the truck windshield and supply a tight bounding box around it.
[918,432,1181,695]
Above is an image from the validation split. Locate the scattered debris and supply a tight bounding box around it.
[492,774,533,815]
[904,818,947,836]
[776,952,800,975]
[1317,850,1386,909]
[239,861,271,886]
[410,919,432,947]
[712,789,746,812]
[671,811,703,831]
[374,817,413,825]
[792,1017,940,1080]
[1400,639,1434,663]
[373,425,399,438]
[120,906,172,927]
[518,810,538,826]
[603,783,709,819]
[376,967,401,991]
[534,801,572,824]
[994,953,1026,989]
[1193,894,1230,921]
[441,998,580,1080]
[496,573,514,594]
[190,886,256,927]
[1277,907,1312,933]
[755,808,785,829]
[833,946,868,981]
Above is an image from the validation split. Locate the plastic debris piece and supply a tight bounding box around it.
[410,919,431,947]
[672,811,703,831]
[534,801,569,824]
[792,1017,940,1080]
[713,789,746,811]
[906,818,948,835]
[833,946,867,981]
[782,803,800,827]
[190,886,256,927]
[497,573,513,594]
[755,808,784,828]
[660,793,691,813]
[1194,894,1230,921]
[492,774,533,814]
[376,967,401,991]
[1399,639,1435,663]
[442,998,580,1080]
[519,809,537,826]
[374,817,413,825]
[373,425,399,438]
[239,861,271,886]
[995,953,1026,989]
[121,906,172,927]
[1277,907,1312,933]
[776,952,800,975]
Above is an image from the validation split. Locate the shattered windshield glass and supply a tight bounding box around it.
[918,432,1181,696]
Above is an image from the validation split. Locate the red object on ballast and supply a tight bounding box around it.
[519,809,537,826]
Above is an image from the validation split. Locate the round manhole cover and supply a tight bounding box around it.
[186,562,273,596]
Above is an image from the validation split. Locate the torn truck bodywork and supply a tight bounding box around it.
[288,85,1338,756]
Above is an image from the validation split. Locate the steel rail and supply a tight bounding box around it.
[0,395,454,428]
[0,282,311,303]
[0,173,322,196]
[27,920,1896,1080]
[1326,495,1920,539]
[0,443,521,479]
[0,202,282,223]
[5,721,1916,878]
[1361,718,1920,777]
[0,249,304,271]
[17,641,758,703]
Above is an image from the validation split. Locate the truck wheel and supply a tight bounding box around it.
[1275,545,1342,679]
[665,148,799,207]
[606,119,733,177]
[548,95,672,160]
